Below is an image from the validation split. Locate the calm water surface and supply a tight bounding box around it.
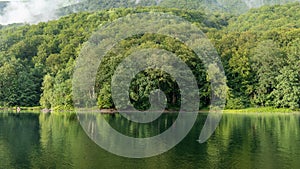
[0,112,300,169]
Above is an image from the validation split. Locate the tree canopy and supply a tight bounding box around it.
[0,3,300,110]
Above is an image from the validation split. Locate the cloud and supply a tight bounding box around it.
[241,0,300,8]
[134,0,162,4]
[0,0,80,25]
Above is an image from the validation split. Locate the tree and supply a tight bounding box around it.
[251,40,285,106]
[271,39,300,109]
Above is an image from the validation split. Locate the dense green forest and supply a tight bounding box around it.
[0,7,228,109]
[0,3,300,110]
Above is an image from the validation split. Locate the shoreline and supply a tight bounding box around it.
[1,106,298,114]
[66,106,298,114]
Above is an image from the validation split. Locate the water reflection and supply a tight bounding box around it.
[0,113,40,169]
[0,112,300,168]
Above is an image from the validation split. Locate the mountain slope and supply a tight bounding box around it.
[1,3,300,110]
[62,0,300,14]
[0,7,228,107]
[227,2,300,32]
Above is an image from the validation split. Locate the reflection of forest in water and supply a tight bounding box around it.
[0,112,300,168]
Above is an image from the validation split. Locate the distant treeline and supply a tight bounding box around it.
[61,0,300,14]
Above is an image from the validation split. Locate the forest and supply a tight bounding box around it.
[0,2,299,110]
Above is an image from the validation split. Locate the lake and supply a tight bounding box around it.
[0,112,300,169]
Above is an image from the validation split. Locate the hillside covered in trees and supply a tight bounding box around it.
[62,0,300,14]
[0,3,300,110]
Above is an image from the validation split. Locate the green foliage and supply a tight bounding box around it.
[223,107,294,113]
[271,38,300,109]
[0,7,227,109]
[97,83,113,109]
[251,40,285,106]
[213,3,300,110]
[1,3,300,110]
[227,2,300,32]
[94,32,208,110]
[0,57,40,106]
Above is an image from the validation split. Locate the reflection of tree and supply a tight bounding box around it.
[200,114,300,168]
[1,113,300,168]
[0,113,40,168]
